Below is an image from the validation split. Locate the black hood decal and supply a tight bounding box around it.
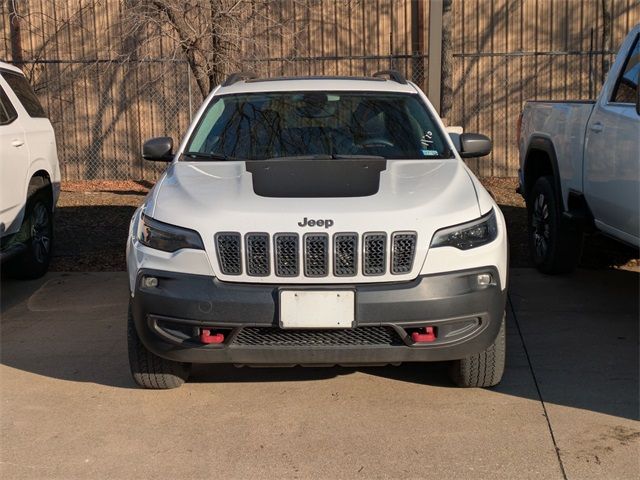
[246,158,387,198]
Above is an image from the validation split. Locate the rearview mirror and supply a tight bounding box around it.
[459,133,492,158]
[142,137,174,162]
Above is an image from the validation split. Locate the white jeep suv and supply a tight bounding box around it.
[0,62,60,279]
[126,71,508,389]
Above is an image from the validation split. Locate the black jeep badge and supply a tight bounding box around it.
[298,217,334,228]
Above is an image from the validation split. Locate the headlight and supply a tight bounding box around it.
[430,208,498,250]
[137,214,204,252]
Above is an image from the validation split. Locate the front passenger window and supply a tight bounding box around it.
[611,35,639,104]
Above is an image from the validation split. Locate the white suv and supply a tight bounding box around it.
[0,62,60,279]
[126,71,508,389]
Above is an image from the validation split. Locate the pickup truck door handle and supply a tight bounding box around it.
[590,122,604,133]
[11,139,24,147]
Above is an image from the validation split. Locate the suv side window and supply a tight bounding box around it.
[611,35,640,104]
[1,72,46,117]
[0,86,18,125]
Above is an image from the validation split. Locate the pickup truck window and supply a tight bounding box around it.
[185,92,452,160]
[611,35,639,104]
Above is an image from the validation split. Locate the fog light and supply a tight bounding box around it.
[143,276,158,288]
[476,273,492,287]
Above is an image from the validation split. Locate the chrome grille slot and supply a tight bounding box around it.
[245,233,270,276]
[391,232,417,274]
[304,233,329,277]
[215,232,242,275]
[363,232,386,276]
[334,233,358,276]
[274,233,299,277]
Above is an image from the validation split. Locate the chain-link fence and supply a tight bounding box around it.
[23,60,198,181]
[243,53,428,92]
[21,50,616,181]
[22,55,426,181]
[449,50,617,177]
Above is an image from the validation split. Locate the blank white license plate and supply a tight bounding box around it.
[280,290,355,329]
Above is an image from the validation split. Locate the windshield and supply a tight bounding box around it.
[184,91,452,160]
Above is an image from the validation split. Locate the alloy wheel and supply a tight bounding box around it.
[30,202,51,264]
[531,192,551,259]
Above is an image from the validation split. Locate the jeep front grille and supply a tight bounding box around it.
[334,233,358,276]
[391,232,417,274]
[363,232,387,276]
[275,233,299,277]
[214,231,416,278]
[245,233,270,276]
[215,232,242,275]
[304,233,329,277]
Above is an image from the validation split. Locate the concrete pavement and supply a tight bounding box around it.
[1,268,638,479]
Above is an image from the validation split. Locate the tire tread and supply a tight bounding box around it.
[449,314,506,388]
[127,305,190,389]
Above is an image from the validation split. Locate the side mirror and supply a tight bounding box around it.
[446,126,463,152]
[459,133,492,158]
[142,137,174,162]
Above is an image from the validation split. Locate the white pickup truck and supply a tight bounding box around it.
[518,25,639,274]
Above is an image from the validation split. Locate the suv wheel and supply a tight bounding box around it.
[527,176,583,274]
[449,314,505,388]
[128,304,191,389]
[6,189,53,279]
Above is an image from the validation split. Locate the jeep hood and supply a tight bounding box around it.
[145,159,483,282]
[149,159,480,222]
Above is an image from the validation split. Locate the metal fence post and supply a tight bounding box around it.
[187,61,193,120]
[427,0,443,114]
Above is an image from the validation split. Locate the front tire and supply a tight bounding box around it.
[127,304,191,389]
[449,314,506,388]
[527,176,583,274]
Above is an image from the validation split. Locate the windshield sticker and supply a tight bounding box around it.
[420,131,434,147]
[422,149,440,156]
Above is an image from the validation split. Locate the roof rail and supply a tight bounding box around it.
[372,70,407,84]
[222,71,258,87]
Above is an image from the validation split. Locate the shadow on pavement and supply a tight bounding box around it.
[368,267,640,421]
[0,267,638,421]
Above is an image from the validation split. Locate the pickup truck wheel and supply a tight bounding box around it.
[5,189,53,280]
[527,176,582,274]
[127,305,191,389]
[449,314,505,388]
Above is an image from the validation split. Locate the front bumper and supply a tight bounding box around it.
[131,267,507,365]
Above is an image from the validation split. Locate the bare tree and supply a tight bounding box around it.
[121,0,304,98]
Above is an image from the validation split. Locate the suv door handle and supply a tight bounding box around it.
[590,122,604,133]
[11,139,24,147]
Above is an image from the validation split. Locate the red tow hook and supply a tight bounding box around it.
[200,329,225,344]
[412,326,437,343]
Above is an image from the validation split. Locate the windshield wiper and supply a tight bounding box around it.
[182,152,234,161]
